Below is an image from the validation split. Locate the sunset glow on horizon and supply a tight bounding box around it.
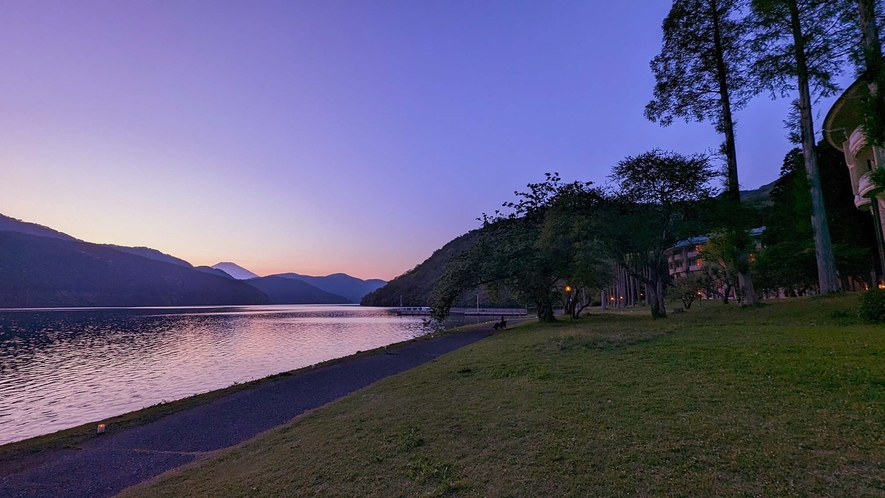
[0,0,850,281]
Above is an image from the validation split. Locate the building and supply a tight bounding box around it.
[665,227,765,280]
[823,78,885,275]
[666,237,708,280]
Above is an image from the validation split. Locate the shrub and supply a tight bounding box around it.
[858,289,885,323]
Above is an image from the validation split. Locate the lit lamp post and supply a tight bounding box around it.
[564,285,572,318]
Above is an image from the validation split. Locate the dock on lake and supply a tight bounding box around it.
[394,307,528,316]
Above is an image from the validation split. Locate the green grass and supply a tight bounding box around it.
[121,294,885,497]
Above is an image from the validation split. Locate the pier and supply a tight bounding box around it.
[394,307,528,316]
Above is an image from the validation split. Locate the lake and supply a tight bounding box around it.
[0,305,485,446]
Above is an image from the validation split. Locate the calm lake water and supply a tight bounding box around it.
[0,305,485,446]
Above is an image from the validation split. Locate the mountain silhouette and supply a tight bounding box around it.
[0,212,386,307]
[195,266,235,279]
[212,262,260,280]
[1,213,196,268]
[244,276,350,304]
[272,272,386,303]
[106,245,193,268]
[0,231,270,307]
[0,213,77,241]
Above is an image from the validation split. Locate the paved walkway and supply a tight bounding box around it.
[0,329,494,498]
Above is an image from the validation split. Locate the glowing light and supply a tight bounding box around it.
[97,423,106,434]
[565,285,572,293]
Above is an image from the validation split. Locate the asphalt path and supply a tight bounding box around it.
[0,327,500,498]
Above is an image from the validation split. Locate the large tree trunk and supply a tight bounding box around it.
[536,291,556,323]
[656,279,667,317]
[788,0,840,294]
[647,273,667,319]
[710,0,757,304]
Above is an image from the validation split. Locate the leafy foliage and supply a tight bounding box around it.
[858,289,885,322]
[673,272,706,309]
[749,0,854,294]
[430,174,610,322]
[749,0,855,101]
[648,0,762,303]
[646,0,753,132]
[700,233,744,303]
[605,149,720,318]
[756,146,877,294]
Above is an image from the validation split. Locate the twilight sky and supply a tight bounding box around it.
[0,0,852,280]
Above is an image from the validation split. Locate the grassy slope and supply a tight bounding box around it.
[124,295,885,497]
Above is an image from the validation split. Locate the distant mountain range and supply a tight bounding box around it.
[0,231,268,307]
[739,180,776,208]
[271,273,386,304]
[244,276,350,305]
[0,213,77,241]
[0,213,385,308]
[210,263,385,303]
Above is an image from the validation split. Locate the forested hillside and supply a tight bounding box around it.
[0,231,270,307]
[360,230,481,307]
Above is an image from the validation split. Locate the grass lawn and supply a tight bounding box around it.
[123,295,885,497]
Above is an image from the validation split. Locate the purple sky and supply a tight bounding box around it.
[0,1,851,280]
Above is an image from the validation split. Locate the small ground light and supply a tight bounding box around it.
[97,423,106,434]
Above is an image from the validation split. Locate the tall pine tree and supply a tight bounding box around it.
[750,0,856,293]
[646,0,760,304]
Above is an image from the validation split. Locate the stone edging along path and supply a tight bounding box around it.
[0,327,499,498]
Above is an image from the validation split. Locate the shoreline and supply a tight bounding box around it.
[0,305,508,452]
[0,317,513,476]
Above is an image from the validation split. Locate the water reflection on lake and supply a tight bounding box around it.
[0,305,488,445]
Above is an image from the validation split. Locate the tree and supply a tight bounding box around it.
[855,0,885,147]
[646,0,760,303]
[700,232,744,303]
[606,150,719,318]
[750,0,857,293]
[430,174,608,323]
[673,272,706,309]
[756,146,877,293]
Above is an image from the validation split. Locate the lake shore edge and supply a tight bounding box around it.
[0,316,504,473]
[120,295,885,497]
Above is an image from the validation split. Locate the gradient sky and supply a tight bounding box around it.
[0,0,853,280]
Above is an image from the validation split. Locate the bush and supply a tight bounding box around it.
[858,289,885,323]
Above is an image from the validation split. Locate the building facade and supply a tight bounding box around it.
[665,227,765,281]
[823,78,885,276]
